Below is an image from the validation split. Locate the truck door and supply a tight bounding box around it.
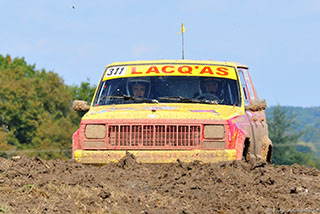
[238,68,268,159]
[238,68,256,155]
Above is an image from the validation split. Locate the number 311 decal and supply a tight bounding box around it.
[106,66,127,77]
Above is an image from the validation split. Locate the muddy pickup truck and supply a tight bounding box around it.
[72,60,272,164]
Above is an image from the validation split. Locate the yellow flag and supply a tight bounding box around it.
[181,23,185,33]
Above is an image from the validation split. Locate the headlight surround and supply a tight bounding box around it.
[85,124,106,139]
[203,125,225,139]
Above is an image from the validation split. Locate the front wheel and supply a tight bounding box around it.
[242,139,251,162]
[266,145,273,163]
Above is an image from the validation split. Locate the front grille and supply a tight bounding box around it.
[107,124,201,148]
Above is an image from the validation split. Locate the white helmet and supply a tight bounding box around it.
[126,77,151,98]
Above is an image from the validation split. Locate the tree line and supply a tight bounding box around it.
[0,54,319,168]
[266,106,320,156]
[0,55,95,159]
[267,105,320,168]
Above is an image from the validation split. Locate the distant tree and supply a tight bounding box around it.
[266,106,320,157]
[0,54,78,159]
[268,104,318,167]
[0,127,15,158]
[68,80,96,104]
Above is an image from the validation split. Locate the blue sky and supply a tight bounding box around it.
[1,0,320,107]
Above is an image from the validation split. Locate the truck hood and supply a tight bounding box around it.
[83,103,244,121]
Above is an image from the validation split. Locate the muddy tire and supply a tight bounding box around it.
[266,145,273,163]
[242,138,251,162]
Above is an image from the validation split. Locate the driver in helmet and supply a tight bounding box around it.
[127,77,151,98]
[203,78,220,95]
[194,77,222,100]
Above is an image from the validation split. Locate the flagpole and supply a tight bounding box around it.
[182,31,184,59]
[181,23,185,60]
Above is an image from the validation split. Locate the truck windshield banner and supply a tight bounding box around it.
[103,64,237,81]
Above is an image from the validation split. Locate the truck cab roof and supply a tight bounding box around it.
[106,59,248,69]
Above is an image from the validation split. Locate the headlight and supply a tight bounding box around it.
[203,125,225,139]
[85,124,106,139]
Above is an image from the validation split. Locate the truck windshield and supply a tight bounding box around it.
[93,76,241,106]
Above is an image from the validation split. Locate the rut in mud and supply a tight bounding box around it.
[0,154,319,214]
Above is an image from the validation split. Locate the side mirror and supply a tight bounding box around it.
[73,100,90,112]
[245,99,267,112]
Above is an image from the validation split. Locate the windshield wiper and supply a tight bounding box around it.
[105,95,159,103]
[157,96,218,104]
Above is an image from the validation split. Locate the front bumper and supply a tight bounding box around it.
[74,149,236,164]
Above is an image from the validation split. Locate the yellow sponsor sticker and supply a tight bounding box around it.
[103,64,237,81]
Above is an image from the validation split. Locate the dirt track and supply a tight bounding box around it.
[0,154,320,214]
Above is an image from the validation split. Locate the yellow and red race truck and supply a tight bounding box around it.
[72,60,272,164]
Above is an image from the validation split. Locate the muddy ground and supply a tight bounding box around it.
[0,154,320,214]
